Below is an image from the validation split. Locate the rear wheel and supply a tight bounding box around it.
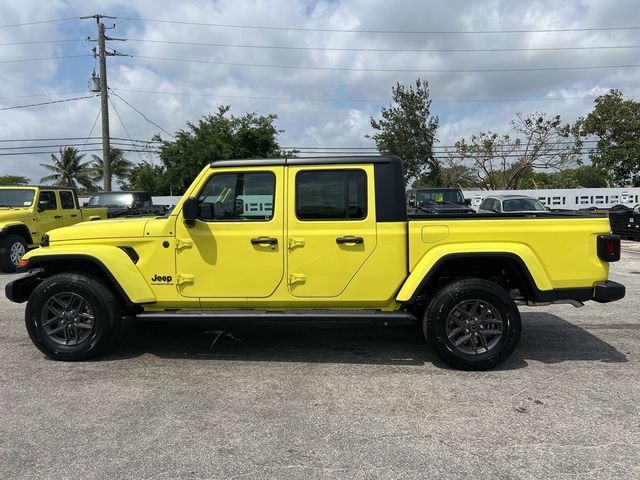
[25,273,122,361]
[423,279,521,370]
[0,234,27,273]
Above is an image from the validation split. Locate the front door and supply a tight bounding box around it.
[287,165,377,297]
[36,190,63,239]
[175,167,284,298]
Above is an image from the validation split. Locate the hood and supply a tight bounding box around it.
[0,208,32,223]
[48,217,151,242]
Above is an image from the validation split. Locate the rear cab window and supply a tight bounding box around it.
[59,191,76,209]
[295,169,367,220]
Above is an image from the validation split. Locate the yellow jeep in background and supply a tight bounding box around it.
[6,157,625,370]
[0,186,106,272]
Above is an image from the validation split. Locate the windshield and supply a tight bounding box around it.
[88,193,134,207]
[0,189,35,207]
[502,198,547,212]
[416,189,465,205]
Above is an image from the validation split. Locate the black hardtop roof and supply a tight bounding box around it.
[210,155,402,168]
[0,185,77,190]
[409,187,463,192]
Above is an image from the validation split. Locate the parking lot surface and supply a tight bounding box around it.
[1,243,639,479]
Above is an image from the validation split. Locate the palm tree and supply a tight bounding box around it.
[90,148,134,183]
[40,147,96,190]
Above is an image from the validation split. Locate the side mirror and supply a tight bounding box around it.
[82,202,88,207]
[133,201,143,209]
[183,197,198,227]
[464,198,471,206]
[37,200,49,212]
[408,198,415,206]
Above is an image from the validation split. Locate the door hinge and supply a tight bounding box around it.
[176,274,194,286]
[288,237,305,251]
[176,239,193,252]
[288,273,306,286]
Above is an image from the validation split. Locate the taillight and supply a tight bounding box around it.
[597,235,621,262]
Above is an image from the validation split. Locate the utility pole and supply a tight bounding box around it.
[98,21,111,191]
[82,14,118,191]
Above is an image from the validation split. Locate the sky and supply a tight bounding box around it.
[1,0,639,185]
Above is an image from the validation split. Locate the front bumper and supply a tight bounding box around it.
[5,271,41,303]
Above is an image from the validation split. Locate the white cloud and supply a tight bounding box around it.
[0,0,639,184]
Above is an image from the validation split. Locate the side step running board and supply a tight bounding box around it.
[137,309,416,322]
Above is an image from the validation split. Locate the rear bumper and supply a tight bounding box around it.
[592,280,626,303]
[535,280,625,304]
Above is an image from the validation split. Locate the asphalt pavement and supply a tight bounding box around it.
[1,244,639,479]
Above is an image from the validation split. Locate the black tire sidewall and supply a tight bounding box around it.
[425,280,521,370]
[25,274,119,360]
[0,234,27,273]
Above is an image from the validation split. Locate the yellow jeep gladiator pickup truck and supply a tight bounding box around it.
[6,157,625,370]
[0,186,106,272]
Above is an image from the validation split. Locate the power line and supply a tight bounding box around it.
[0,137,159,143]
[0,17,78,28]
[0,95,97,111]
[0,39,83,46]
[109,90,175,138]
[108,93,146,163]
[132,55,640,73]
[0,91,87,100]
[0,54,91,64]
[109,87,639,104]
[122,17,640,34]
[0,141,155,151]
[124,38,640,53]
[79,109,102,154]
[0,148,157,156]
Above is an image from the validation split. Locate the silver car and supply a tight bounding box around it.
[478,194,548,214]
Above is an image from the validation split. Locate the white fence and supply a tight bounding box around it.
[462,188,640,210]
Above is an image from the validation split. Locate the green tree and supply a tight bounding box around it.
[576,90,640,186]
[90,148,134,184]
[0,175,30,186]
[523,165,609,189]
[40,146,96,191]
[156,106,289,193]
[367,78,440,185]
[445,113,580,190]
[119,161,171,195]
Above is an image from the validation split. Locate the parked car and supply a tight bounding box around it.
[86,191,167,218]
[407,187,475,215]
[0,186,106,272]
[8,156,624,370]
[478,195,548,214]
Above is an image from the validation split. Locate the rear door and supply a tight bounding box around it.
[59,190,81,227]
[286,164,377,297]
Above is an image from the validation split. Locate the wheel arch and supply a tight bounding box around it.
[397,251,551,305]
[18,249,156,307]
[2,223,33,245]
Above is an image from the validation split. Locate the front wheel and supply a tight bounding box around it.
[25,273,122,361]
[0,234,27,273]
[423,279,521,371]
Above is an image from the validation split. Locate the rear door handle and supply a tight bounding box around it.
[251,237,278,245]
[336,236,364,245]
[70,214,78,218]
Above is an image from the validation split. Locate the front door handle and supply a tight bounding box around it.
[251,237,278,246]
[54,215,62,219]
[336,236,364,245]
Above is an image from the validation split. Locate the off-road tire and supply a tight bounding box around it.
[25,273,122,361]
[424,279,521,371]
